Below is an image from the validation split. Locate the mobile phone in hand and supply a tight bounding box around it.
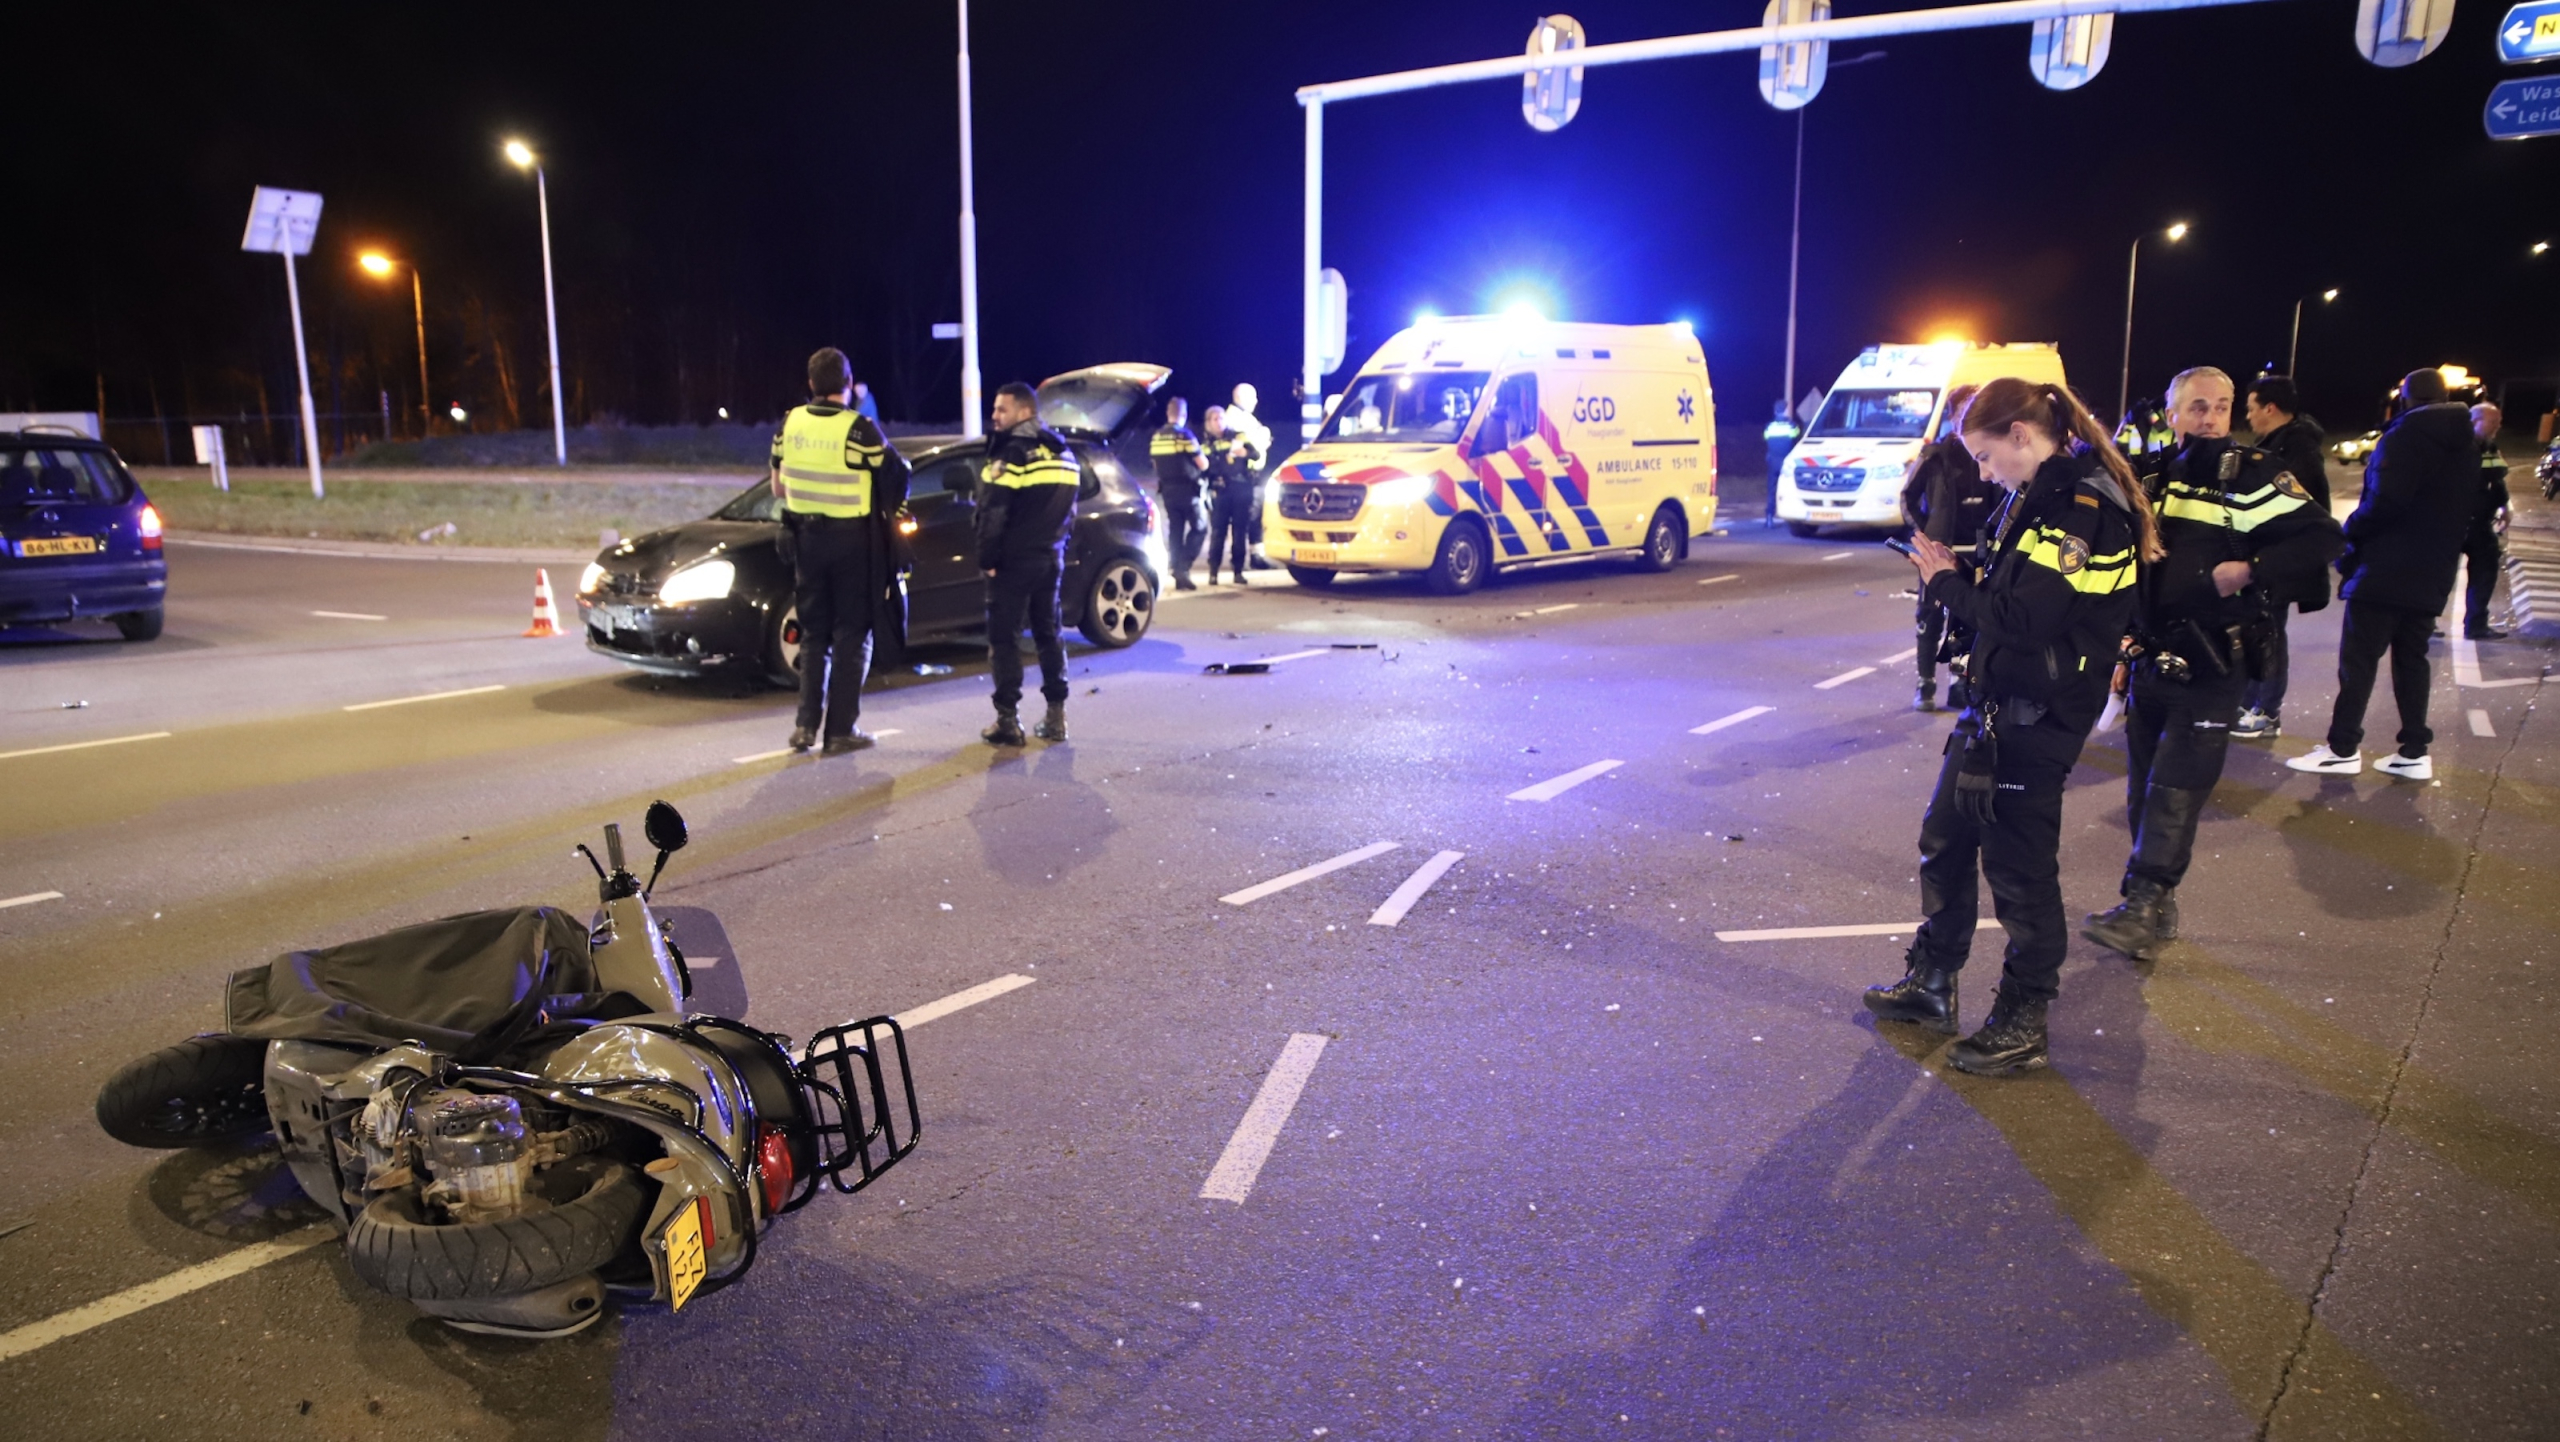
[1884,537,1917,558]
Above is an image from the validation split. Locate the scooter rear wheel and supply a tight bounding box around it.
[347,1155,648,1301]
[95,1035,270,1149]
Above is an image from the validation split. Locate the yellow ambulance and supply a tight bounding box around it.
[1774,341,2069,534]
[1262,316,1716,593]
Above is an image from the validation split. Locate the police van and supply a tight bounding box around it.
[1263,316,1716,593]
[1774,341,2069,535]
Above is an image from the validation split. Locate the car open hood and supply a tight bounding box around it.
[1037,364,1169,442]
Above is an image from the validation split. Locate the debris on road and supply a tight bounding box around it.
[1204,663,1271,675]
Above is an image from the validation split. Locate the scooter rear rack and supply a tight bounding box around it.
[794,1015,921,1197]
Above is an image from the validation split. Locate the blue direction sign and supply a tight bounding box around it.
[2499,1,2560,62]
[2485,76,2560,137]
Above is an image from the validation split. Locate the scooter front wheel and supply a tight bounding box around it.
[96,1035,270,1148]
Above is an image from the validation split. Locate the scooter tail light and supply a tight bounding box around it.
[139,504,163,550]
[756,1123,794,1213]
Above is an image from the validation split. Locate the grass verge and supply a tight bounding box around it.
[143,477,730,550]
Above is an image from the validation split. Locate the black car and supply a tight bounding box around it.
[1,429,167,640]
[578,364,1169,684]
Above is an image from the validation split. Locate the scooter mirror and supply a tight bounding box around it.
[643,800,689,854]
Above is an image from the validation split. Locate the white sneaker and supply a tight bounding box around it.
[2375,751,2434,781]
[2285,744,2364,775]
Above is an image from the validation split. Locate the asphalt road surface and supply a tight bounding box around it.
[0,524,2553,1440]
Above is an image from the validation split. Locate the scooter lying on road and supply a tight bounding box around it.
[95,801,917,1338]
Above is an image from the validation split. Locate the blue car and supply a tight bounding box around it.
[1,430,167,640]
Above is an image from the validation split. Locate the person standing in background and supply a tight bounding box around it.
[770,347,911,756]
[1202,404,1261,586]
[1763,401,1801,526]
[975,382,1079,746]
[2234,375,2332,739]
[851,380,879,424]
[1898,383,1989,713]
[2287,369,2480,781]
[1226,383,1276,570]
[2462,403,2512,640]
[1149,397,1209,590]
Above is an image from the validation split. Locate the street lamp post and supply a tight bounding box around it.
[2286,286,2338,379]
[957,0,983,440]
[1779,50,1884,428]
[359,252,432,439]
[2117,220,2189,426]
[505,139,569,466]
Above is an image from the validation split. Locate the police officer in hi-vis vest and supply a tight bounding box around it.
[1149,397,1209,590]
[976,381,1080,746]
[771,346,910,757]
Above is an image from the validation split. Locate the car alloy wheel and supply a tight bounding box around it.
[1079,556,1155,648]
[766,604,803,687]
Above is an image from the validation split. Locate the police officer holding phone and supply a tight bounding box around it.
[773,346,910,757]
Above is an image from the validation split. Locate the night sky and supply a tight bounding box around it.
[12,1,2559,456]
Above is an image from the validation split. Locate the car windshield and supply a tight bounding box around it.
[1807,388,1939,440]
[712,480,782,522]
[0,447,129,505]
[1317,371,1490,445]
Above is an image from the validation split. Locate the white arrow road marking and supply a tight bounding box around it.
[2469,709,2497,738]
[1200,1033,1330,1204]
[1221,842,1400,905]
[1369,851,1466,927]
[1508,759,1623,802]
[0,1229,336,1365]
[1690,705,1775,736]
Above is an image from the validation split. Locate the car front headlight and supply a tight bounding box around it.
[657,559,736,605]
[1365,474,1433,507]
[578,561,608,595]
[1868,463,1906,481]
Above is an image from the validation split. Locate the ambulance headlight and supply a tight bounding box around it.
[1366,475,1433,507]
[657,559,736,605]
[1868,463,1906,481]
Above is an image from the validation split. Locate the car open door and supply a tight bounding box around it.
[901,445,989,633]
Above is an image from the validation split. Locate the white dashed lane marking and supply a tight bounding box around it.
[1258,648,1336,665]
[342,684,506,712]
[2469,709,2496,738]
[1508,759,1623,802]
[1717,920,2005,942]
[1690,705,1775,736]
[1819,550,1855,561]
[1200,1033,1330,1205]
[1698,574,1740,586]
[310,610,387,621]
[0,1230,337,1365]
[1369,851,1466,927]
[732,729,903,764]
[1814,666,1876,690]
[1221,842,1401,905]
[0,732,173,763]
[1874,646,1916,665]
[0,891,65,911]
[805,973,1037,1060]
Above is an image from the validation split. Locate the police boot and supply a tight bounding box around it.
[788,726,817,753]
[2081,879,2173,963]
[1033,701,1068,743]
[1946,990,2049,1077]
[1862,954,1959,1035]
[981,709,1026,747]
[1913,678,1938,713]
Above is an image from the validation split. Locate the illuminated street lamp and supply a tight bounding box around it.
[2535,241,2551,256]
[2286,286,2338,379]
[358,251,433,439]
[2118,220,2190,426]
[503,138,569,466]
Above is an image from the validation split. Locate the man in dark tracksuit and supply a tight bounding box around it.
[2463,403,2511,640]
[2084,368,2340,962]
[1898,385,1993,713]
[977,381,1079,746]
[772,346,911,757]
[1867,418,2141,1077]
[1149,398,1209,590]
[2234,375,2332,739]
[2288,369,2481,782]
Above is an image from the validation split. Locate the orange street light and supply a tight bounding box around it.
[358,251,431,438]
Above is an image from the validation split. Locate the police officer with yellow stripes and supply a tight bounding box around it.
[976,381,1079,746]
[1149,397,1208,590]
[772,346,910,757]
[1865,378,2152,1076]
[2082,367,2341,963]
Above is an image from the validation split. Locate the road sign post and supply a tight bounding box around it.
[240,186,326,498]
[2499,1,2560,61]
[2485,75,2560,136]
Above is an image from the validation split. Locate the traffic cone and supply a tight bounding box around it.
[523,568,564,638]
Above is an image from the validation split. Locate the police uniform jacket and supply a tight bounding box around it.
[1925,449,2140,737]
[770,402,910,523]
[2474,433,2513,533]
[2136,438,2342,633]
[1149,424,1205,498]
[1205,430,1263,500]
[2254,415,2331,510]
[976,419,1080,570]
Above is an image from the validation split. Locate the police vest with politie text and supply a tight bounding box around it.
[2132,439,2343,677]
[775,403,892,519]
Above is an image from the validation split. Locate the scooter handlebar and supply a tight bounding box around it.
[604,823,627,873]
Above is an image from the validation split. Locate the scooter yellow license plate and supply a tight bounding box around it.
[663,1195,712,1310]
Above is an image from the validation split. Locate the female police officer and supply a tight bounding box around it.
[1863,378,2157,1075]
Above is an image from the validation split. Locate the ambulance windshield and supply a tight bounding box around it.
[1318,371,1490,445]
[1807,388,1939,440]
